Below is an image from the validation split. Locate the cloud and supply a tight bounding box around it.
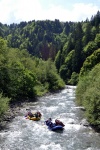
[39,2,99,22]
[0,0,99,24]
[0,0,42,24]
[72,3,99,21]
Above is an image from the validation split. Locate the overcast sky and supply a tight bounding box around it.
[0,0,100,24]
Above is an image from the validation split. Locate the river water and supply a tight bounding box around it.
[0,86,100,150]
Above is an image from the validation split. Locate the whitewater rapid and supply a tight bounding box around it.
[0,86,100,150]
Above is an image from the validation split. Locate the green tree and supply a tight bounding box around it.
[76,64,100,126]
[83,22,92,46]
[54,50,61,72]
[72,22,84,73]
[80,48,100,77]
[0,93,10,117]
[68,72,79,85]
[95,34,100,48]
[59,50,75,83]
[83,41,98,57]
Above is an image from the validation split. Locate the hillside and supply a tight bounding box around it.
[0,11,100,128]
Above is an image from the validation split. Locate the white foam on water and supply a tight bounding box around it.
[58,102,65,107]
[66,113,75,117]
[69,96,75,99]
[85,148,96,150]
[49,97,57,100]
[5,130,22,144]
[0,132,7,137]
[45,106,58,112]
[39,142,62,150]
[65,123,81,131]
[74,106,83,108]
[59,95,66,100]
[0,85,100,150]
[61,89,67,93]
[31,123,52,137]
[56,112,66,117]
[65,118,75,124]
[0,147,11,150]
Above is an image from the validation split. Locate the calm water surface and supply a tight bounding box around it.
[0,86,100,150]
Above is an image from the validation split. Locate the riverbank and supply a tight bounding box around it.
[0,85,100,150]
[0,93,50,131]
[0,89,100,133]
[0,87,65,131]
[0,101,23,130]
[0,97,38,130]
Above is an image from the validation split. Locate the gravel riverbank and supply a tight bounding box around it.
[0,103,23,130]
[0,99,35,131]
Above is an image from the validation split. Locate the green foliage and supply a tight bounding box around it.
[30,58,65,95]
[0,93,10,117]
[59,50,75,83]
[0,12,100,125]
[0,39,65,100]
[95,34,100,48]
[76,64,100,125]
[83,41,98,57]
[47,71,65,91]
[45,59,65,91]
[84,87,100,125]
[80,48,100,77]
[83,22,92,46]
[0,12,99,85]
[68,72,79,85]
[3,20,68,60]
[76,75,90,105]
[64,37,74,55]
[91,26,97,40]
[8,65,36,99]
[0,48,37,99]
[34,82,49,96]
[54,50,61,72]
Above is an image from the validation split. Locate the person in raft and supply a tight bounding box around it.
[45,118,53,127]
[25,111,34,118]
[55,119,65,127]
[25,110,42,118]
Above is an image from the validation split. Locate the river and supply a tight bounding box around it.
[0,85,100,150]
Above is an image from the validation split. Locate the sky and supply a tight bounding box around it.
[0,0,100,24]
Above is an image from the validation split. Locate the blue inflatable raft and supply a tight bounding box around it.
[45,120,64,131]
[48,124,64,131]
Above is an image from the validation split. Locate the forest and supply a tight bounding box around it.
[0,11,100,128]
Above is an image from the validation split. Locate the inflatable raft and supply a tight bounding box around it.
[48,124,64,131]
[26,115,41,121]
[25,111,42,121]
[45,120,64,131]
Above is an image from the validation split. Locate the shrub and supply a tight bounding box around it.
[0,93,10,118]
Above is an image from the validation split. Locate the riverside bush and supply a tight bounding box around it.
[76,64,100,125]
[0,93,10,118]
